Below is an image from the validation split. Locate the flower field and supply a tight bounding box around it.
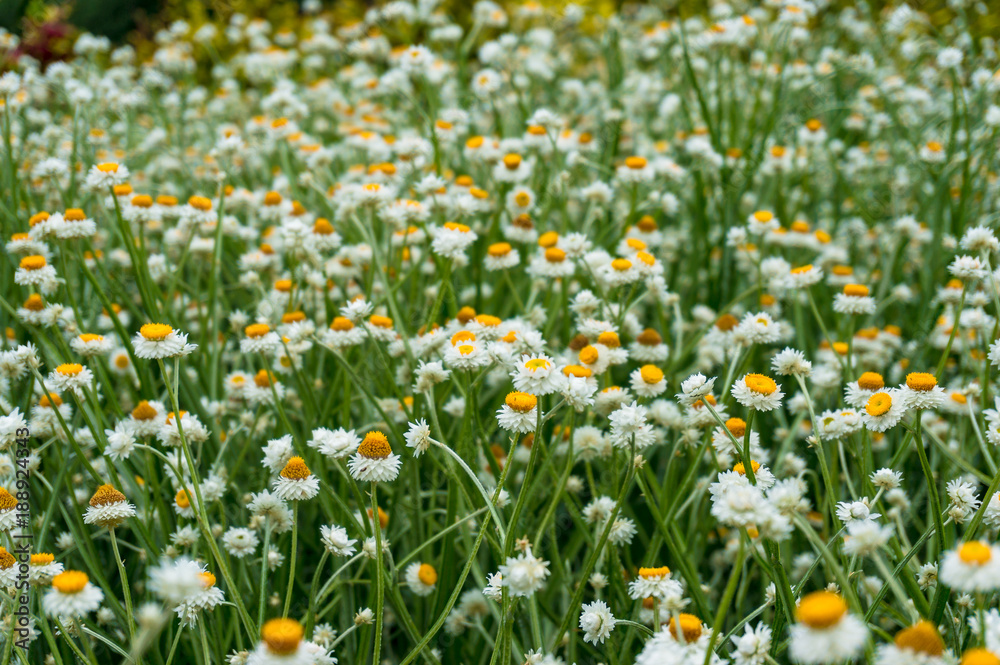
[2,1,1000,664]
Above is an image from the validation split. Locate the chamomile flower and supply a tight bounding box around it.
[833,284,877,315]
[862,390,908,432]
[788,591,868,663]
[273,457,320,501]
[900,372,945,410]
[579,600,616,645]
[630,364,667,397]
[404,562,438,596]
[83,484,136,528]
[732,373,784,411]
[348,431,402,483]
[499,546,550,597]
[940,541,1000,592]
[132,323,197,359]
[496,392,538,432]
[42,571,104,618]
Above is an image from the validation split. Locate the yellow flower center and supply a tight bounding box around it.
[639,365,664,384]
[563,365,593,378]
[733,460,761,476]
[843,284,869,297]
[958,541,992,565]
[140,323,174,341]
[744,374,777,395]
[865,392,893,417]
[175,489,191,509]
[132,401,158,421]
[962,649,1000,665]
[637,329,662,346]
[188,195,212,211]
[78,334,104,343]
[538,231,559,248]
[544,247,566,263]
[488,242,512,257]
[330,317,354,331]
[503,154,522,170]
[505,392,537,413]
[31,553,55,565]
[790,264,813,275]
[417,563,438,586]
[638,566,670,578]
[0,489,15,512]
[475,314,501,327]
[796,591,847,629]
[200,572,217,588]
[56,363,83,376]
[89,484,126,507]
[369,315,393,329]
[857,372,884,391]
[0,548,14,569]
[894,621,944,656]
[725,417,746,438]
[611,258,632,272]
[280,456,311,480]
[625,156,647,169]
[906,372,937,391]
[668,614,703,642]
[359,431,392,459]
[597,331,620,347]
[524,358,551,372]
[451,330,476,346]
[23,294,44,311]
[52,571,89,594]
[578,345,599,365]
[64,208,86,221]
[752,210,774,223]
[261,618,304,655]
[96,162,119,173]
[19,255,47,271]
[245,323,271,338]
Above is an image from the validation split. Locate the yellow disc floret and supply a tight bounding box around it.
[280,457,311,480]
[796,591,847,629]
[52,570,89,594]
[261,618,304,655]
[359,431,392,459]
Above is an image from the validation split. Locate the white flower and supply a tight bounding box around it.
[404,419,432,456]
[676,373,716,405]
[84,162,130,189]
[731,374,784,411]
[308,428,360,459]
[273,457,320,501]
[772,348,812,376]
[320,525,357,556]
[496,392,538,433]
[940,541,1000,592]
[789,592,868,664]
[579,600,616,645]
[842,520,892,557]
[732,623,772,665]
[82,485,136,528]
[404,562,438,596]
[498,547,549,597]
[42,571,104,618]
[132,323,197,359]
[348,432,402,483]
[222,527,260,558]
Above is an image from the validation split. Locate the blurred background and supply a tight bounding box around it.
[0,0,998,68]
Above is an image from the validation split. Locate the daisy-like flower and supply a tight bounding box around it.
[732,623,772,665]
[511,354,564,396]
[70,333,112,357]
[845,372,885,408]
[628,566,684,602]
[174,571,226,626]
[579,600,617,645]
[404,562,438,596]
[875,621,949,665]
[308,427,360,460]
[861,389,908,432]
[788,591,868,663]
[677,373,717,406]
[630,328,669,363]
[0,547,17,587]
[833,284,876,315]
[484,242,520,271]
[47,363,94,397]
[320,317,366,350]
[496,391,538,433]
[14,255,58,290]
[28,553,64,586]
[772,348,812,376]
[273,457,320,501]
[499,546,549,597]
[241,323,281,354]
[431,221,477,260]
[222,527,260,559]
[732,373,784,411]
[132,323,197,359]
[747,210,780,234]
[900,372,945,410]
[348,431,402,483]
[84,161,129,189]
[787,264,824,289]
[630,364,667,398]
[83,484,136,528]
[248,617,332,665]
[43,570,105,618]
[320,525,357,557]
[940,541,1000,592]
[0,488,19,532]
